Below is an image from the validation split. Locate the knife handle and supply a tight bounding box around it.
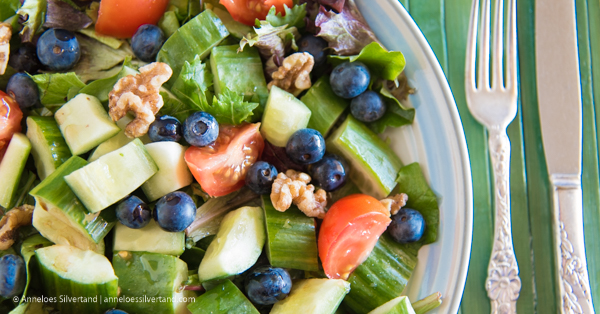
[551,175,595,314]
[485,128,521,314]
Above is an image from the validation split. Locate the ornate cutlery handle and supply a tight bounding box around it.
[485,127,521,314]
[550,175,595,314]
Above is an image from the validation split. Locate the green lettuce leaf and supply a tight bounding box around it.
[17,0,47,42]
[78,62,137,103]
[314,0,379,55]
[31,72,85,110]
[170,57,258,125]
[240,21,300,76]
[72,34,134,83]
[263,3,307,28]
[329,42,406,81]
[367,86,415,133]
[19,234,53,305]
[158,88,195,123]
[395,162,440,244]
[0,0,20,21]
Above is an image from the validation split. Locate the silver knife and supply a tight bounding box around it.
[536,0,595,313]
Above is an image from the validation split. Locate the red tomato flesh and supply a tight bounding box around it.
[318,194,391,280]
[0,91,23,161]
[185,123,264,197]
[95,0,169,38]
[220,0,294,26]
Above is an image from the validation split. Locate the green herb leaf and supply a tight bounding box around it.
[158,88,196,123]
[17,0,48,42]
[79,62,137,102]
[210,88,259,125]
[19,234,53,304]
[395,162,440,244]
[0,0,20,21]
[366,86,415,133]
[72,34,134,83]
[329,42,406,81]
[31,72,86,110]
[263,3,307,28]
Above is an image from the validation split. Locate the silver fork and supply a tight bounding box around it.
[465,0,521,312]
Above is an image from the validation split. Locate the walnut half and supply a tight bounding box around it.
[108,62,172,138]
[268,52,314,96]
[0,205,34,250]
[271,169,327,219]
[380,193,409,216]
[0,22,12,75]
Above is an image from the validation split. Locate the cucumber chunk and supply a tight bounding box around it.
[187,280,259,314]
[157,9,230,83]
[300,75,350,136]
[260,86,312,147]
[261,195,319,272]
[54,94,121,155]
[35,245,118,313]
[0,133,31,208]
[179,247,206,270]
[342,233,418,314]
[113,251,192,314]
[64,139,158,213]
[210,45,269,108]
[198,206,265,282]
[270,279,350,314]
[142,141,193,201]
[30,156,112,253]
[26,116,71,180]
[326,116,402,199]
[368,296,415,314]
[113,220,185,255]
[88,114,151,162]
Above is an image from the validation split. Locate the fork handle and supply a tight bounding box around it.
[485,127,521,314]
[550,175,595,314]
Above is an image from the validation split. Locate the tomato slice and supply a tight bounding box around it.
[95,0,169,38]
[318,194,391,280]
[185,123,264,197]
[0,91,23,161]
[220,0,294,26]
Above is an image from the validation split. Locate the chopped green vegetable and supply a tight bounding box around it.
[263,3,307,28]
[159,11,181,37]
[19,235,53,305]
[412,292,443,314]
[239,21,300,75]
[0,0,20,21]
[31,72,86,110]
[17,0,47,42]
[329,42,406,81]
[188,280,259,314]
[395,162,440,244]
[77,28,124,50]
[78,64,137,103]
[72,34,134,82]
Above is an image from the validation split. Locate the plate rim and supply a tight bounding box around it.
[381,0,475,312]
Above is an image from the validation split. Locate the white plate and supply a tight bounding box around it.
[355,1,474,313]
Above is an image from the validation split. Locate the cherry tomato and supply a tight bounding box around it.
[220,0,294,26]
[185,123,264,197]
[0,91,23,161]
[95,0,169,38]
[318,194,391,280]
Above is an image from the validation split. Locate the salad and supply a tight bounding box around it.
[0,0,443,313]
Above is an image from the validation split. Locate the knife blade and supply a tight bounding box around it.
[535,0,595,312]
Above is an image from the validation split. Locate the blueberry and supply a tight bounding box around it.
[350,90,387,122]
[183,112,219,147]
[309,155,347,191]
[297,35,328,66]
[246,161,278,194]
[148,115,182,142]
[6,73,40,109]
[153,191,196,232]
[37,29,81,71]
[330,61,371,99]
[8,43,42,73]
[116,195,152,229]
[388,208,426,243]
[0,254,26,298]
[285,129,326,165]
[104,310,128,314]
[245,266,292,305]
[131,25,165,62]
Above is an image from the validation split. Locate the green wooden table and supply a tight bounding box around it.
[399,0,600,312]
